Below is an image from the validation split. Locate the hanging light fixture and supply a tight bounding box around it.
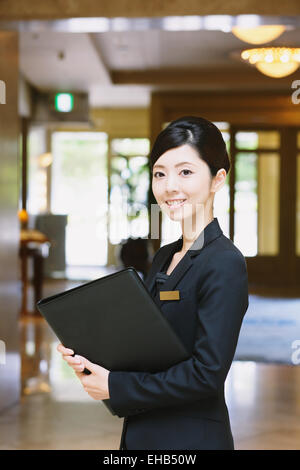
[232,25,286,45]
[241,47,300,78]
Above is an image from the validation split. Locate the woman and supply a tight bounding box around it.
[57,116,249,450]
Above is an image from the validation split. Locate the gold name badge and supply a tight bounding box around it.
[159,290,180,301]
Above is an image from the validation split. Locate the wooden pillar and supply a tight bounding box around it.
[279,128,297,286]
[0,31,21,412]
[149,93,164,252]
[21,117,28,211]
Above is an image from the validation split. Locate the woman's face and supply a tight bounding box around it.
[152,144,214,224]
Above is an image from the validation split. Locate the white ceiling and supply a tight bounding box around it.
[93,30,246,70]
[19,26,300,108]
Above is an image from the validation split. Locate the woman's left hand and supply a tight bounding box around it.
[63,350,110,401]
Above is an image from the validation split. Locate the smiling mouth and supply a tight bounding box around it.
[165,199,187,208]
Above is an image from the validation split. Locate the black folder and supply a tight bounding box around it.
[36,267,190,415]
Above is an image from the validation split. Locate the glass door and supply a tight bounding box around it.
[51,132,108,270]
[233,130,280,257]
[230,126,300,289]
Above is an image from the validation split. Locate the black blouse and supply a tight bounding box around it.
[154,271,169,297]
[153,249,176,296]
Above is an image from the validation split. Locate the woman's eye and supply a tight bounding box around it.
[153,169,192,178]
[181,169,192,176]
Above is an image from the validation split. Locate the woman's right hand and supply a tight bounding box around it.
[56,343,85,373]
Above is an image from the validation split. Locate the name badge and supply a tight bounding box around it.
[159,290,180,301]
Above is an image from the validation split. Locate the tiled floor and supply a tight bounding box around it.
[2,354,299,450]
[1,276,299,450]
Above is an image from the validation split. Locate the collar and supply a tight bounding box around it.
[144,217,223,302]
[173,217,223,258]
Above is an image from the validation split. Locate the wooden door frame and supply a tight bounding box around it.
[231,124,298,289]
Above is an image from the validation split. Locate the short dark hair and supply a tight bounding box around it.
[150,116,230,177]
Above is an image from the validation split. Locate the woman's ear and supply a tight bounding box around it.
[211,169,227,193]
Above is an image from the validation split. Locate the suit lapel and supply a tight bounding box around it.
[145,217,223,308]
[155,252,193,298]
[144,237,193,309]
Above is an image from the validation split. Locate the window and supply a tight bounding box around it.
[109,138,150,244]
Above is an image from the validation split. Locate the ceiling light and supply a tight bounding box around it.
[232,25,286,44]
[241,47,300,78]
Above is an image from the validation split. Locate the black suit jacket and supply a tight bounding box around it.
[108,217,249,450]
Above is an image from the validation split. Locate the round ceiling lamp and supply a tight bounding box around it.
[232,25,286,45]
[241,47,300,78]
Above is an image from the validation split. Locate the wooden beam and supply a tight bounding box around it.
[111,67,297,88]
[149,90,300,126]
[0,0,300,20]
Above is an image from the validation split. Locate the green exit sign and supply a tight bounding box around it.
[54,93,74,112]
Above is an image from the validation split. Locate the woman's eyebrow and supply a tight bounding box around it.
[153,161,195,169]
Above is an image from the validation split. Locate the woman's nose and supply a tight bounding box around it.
[165,174,179,192]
